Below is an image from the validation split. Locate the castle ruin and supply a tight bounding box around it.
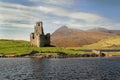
[30,21,50,47]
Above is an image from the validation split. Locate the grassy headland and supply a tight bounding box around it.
[0,36,120,57]
[0,39,86,57]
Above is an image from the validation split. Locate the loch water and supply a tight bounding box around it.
[0,57,120,80]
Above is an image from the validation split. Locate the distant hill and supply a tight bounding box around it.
[87,27,110,33]
[109,30,120,35]
[88,27,120,35]
[80,36,120,49]
[51,26,115,47]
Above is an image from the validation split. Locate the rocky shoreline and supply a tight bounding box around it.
[0,51,105,58]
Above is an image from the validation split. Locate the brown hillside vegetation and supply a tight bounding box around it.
[79,36,120,50]
[87,27,120,35]
[51,26,115,47]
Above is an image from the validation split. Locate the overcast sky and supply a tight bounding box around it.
[0,0,120,40]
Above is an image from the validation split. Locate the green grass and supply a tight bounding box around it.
[0,39,86,56]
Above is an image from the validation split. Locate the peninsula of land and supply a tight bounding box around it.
[0,21,120,58]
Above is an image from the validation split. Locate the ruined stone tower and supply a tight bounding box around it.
[30,21,50,47]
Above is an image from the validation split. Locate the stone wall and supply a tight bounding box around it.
[30,21,50,47]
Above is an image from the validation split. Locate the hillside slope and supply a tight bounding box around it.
[88,27,120,35]
[87,27,110,33]
[51,26,114,47]
[80,36,120,49]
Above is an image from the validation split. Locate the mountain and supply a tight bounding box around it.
[51,26,114,47]
[88,27,120,35]
[80,36,120,49]
[109,30,120,35]
[87,27,110,33]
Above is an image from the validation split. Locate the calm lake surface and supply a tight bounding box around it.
[0,57,120,80]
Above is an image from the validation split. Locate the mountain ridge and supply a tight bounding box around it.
[51,26,116,47]
[87,27,120,35]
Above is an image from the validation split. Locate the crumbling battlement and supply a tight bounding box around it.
[30,21,50,47]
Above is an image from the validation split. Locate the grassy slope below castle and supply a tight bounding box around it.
[0,39,86,56]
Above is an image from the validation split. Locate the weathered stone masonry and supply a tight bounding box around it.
[30,21,50,47]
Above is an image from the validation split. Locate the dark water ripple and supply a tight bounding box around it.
[0,57,120,80]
